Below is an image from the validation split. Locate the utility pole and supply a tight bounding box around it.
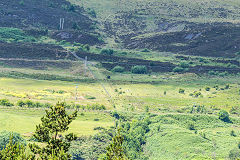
[62,18,64,30]
[59,18,64,30]
[75,85,78,100]
[60,18,62,30]
[84,56,87,76]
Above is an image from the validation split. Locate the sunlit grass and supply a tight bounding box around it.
[0,108,113,136]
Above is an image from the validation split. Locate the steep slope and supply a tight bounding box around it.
[0,0,93,30]
[69,0,240,58]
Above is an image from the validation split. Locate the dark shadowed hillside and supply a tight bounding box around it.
[0,0,93,30]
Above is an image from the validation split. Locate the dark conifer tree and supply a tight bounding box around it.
[29,102,78,159]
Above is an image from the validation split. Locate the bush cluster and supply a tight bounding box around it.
[87,8,97,18]
[208,71,229,77]
[218,110,231,123]
[111,66,125,73]
[0,99,14,107]
[190,105,207,114]
[179,88,185,94]
[205,87,211,91]
[16,100,52,108]
[0,131,26,150]
[100,49,114,55]
[74,104,106,110]
[189,91,202,98]
[1,98,107,111]
[173,62,190,72]
[131,65,147,74]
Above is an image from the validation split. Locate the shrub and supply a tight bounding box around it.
[131,65,147,74]
[227,63,238,68]
[93,127,105,130]
[208,70,217,76]
[72,22,80,30]
[35,102,43,108]
[179,88,185,94]
[218,110,230,122]
[208,71,228,77]
[16,100,25,107]
[68,4,75,12]
[173,67,187,73]
[213,85,219,90]
[231,130,237,137]
[85,95,96,99]
[19,0,24,5]
[75,104,106,110]
[56,90,65,94]
[0,27,36,43]
[230,106,240,115]
[120,51,128,55]
[142,48,150,52]
[0,131,26,150]
[199,58,208,63]
[219,71,228,77]
[100,49,114,55]
[188,123,195,130]
[229,148,240,160]
[190,105,207,114]
[16,100,51,108]
[179,62,190,68]
[87,8,97,18]
[145,106,149,113]
[225,84,230,89]
[0,99,14,107]
[236,51,240,56]
[25,100,34,108]
[83,44,90,51]
[112,66,125,73]
[190,91,202,98]
[205,87,211,91]
[199,132,207,139]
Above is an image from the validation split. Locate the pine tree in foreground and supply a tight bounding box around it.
[0,135,35,160]
[105,128,128,160]
[29,102,78,160]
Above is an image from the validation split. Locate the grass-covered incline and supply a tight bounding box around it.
[69,0,240,58]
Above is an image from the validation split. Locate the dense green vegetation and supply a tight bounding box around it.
[0,28,36,43]
[0,0,240,159]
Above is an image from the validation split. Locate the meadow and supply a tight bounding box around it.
[144,114,240,159]
[0,107,113,136]
[0,71,239,138]
[0,72,239,110]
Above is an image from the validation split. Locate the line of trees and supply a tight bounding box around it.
[0,98,106,110]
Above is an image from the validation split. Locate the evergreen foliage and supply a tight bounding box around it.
[219,110,230,122]
[29,102,78,159]
[0,131,26,150]
[0,135,34,160]
[104,128,128,160]
[131,65,147,74]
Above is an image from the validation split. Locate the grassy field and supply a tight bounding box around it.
[144,114,240,159]
[0,67,239,137]
[0,72,239,110]
[0,108,113,136]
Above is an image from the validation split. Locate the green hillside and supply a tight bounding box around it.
[69,0,240,57]
[0,0,240,159]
